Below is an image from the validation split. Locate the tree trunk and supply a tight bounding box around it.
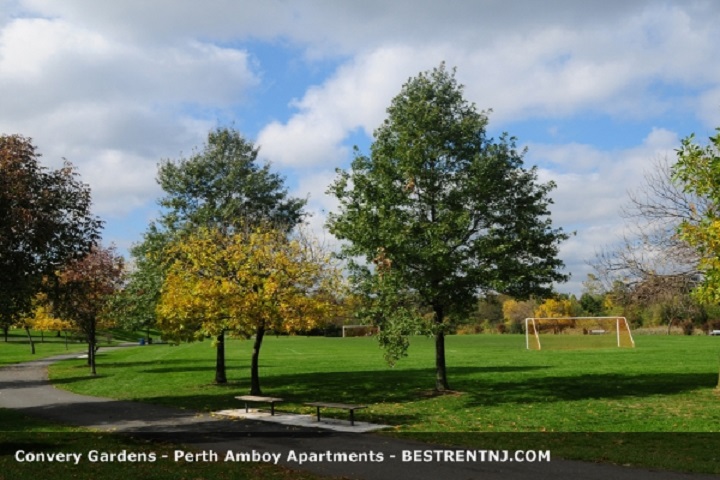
[89,320,97,375]
[25,327,36,355]
[3,325,8,342]
[433,305,450,392]
[215,331,227,384]
[88,341,97,375]
[250,324,266,395]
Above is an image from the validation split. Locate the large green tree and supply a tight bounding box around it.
[328,65,568,391]
[0,134,102,344]
[130,127,306,383]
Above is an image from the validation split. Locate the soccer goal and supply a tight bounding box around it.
[342,325,379,337]
[525,317,635,350]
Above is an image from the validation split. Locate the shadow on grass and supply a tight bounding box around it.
[243,366,550,405]
[458,372,718,408]
[247,368,717,409]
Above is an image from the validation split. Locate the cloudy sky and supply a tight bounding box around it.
[2,0,719,294]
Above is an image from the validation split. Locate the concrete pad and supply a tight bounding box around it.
[213,408,391,433]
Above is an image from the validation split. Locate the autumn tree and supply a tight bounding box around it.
[129,127,306,382]
[51,246,125,375]
[502,298,537,333]
[0,134,102,345]
[328,64,568,391]
[16,294,74,354]
[534,297,576,318]
[156,226,342,393]
[671,128,720,304]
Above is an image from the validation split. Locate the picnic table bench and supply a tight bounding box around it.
[235,395,284,416]
[305,401,367,426]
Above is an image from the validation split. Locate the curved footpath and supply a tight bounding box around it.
[0,353,716,480]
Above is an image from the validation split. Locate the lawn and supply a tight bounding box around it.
[26,334,720,472]
[47,334,720,431]
[0,330,87,366]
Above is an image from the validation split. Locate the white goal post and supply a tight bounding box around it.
[342,325,379,337]
[525,316,635,350]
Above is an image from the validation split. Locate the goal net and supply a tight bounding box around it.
[525,317,635,350]
[342,325,379,337]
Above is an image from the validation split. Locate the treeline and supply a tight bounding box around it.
[459,275,720,336]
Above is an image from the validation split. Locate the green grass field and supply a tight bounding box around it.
[0,330,87,366]
[47,334,720,433]
[7,333,720,473]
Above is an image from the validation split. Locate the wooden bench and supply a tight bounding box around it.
[235,395,284,416]
[305,401,367,426]
[710,330,720,336]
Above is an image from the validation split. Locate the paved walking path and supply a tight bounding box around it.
[0,353,717,480]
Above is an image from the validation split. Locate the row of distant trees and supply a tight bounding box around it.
[466,280,720,336]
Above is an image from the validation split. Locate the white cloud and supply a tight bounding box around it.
[532,128,679,226]
[0,14,258,218]
[530,128,680,293]
[289,169,343,252]
[257,46,424,167]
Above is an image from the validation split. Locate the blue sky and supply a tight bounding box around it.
[2,1,720,294]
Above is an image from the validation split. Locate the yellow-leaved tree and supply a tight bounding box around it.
[28,294,74,340]
[157,225,343,393]
[534,298,575,318]
[17,293,74,353]
[533,297,579,333]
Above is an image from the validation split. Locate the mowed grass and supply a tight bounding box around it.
[0,330,87,366]
[45,334,720,473]
[48,334,720,432]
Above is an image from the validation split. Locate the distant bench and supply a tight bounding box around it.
[305,401,367,426]
[235,395,284,416]
[589,329,606,335]
[710,330,720,336]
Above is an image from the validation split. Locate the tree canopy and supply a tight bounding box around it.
[0,134,102,341]
[672,128,720,303]
[156,127,306,233]
[156,225,342,393]
[328,64,568,390]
